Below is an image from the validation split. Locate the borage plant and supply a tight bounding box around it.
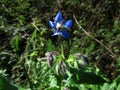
[48,11,73,76]
[46,11,106,89]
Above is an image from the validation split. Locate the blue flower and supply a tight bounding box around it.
[49,11,72,39]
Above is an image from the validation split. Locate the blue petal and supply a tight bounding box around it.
[51,30,60,36]
[63,20,72,28]
[60,30,69,39]
[53,29,58,33]
[55,11,63,22]
[49,21,56,28]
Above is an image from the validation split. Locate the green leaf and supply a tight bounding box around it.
[10,35,19,51]
[31,29,37,40]
[0,75,18,90]
[49,76,57,87]
[86,43,95,54]
[114,75,120,84]
[15,35,19,51]
[29,51,38,57]
[45,87,60,90]
[109,82,117,90]
[0,75,26,90]
[117,84,120,90]
[66,69,106,86]
[46,39,55,52]
[101,83,110,90]
[67,55,75,63]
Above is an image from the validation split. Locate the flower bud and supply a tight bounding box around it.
[45,51,58,67]
[74,53,89,66]
[55,60,66,75]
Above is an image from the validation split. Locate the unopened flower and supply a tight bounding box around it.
[64,87,69,90]
[56,60,66,75]
[45,51,59,67]
[74,53,89,67]
[49,11,72,39]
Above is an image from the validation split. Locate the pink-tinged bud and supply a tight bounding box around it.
[64,87,69,90]
[45,51,59,67]
[56,60,66,75]
[60,61,66,75]
[74,53,89,66]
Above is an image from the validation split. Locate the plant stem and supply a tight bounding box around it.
[61,42,65,59]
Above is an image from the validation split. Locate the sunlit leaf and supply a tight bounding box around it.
[49,76,57,87]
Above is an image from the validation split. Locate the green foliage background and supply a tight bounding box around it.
[0,0,120,90]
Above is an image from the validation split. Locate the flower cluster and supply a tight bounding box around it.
[49,11,72,39]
